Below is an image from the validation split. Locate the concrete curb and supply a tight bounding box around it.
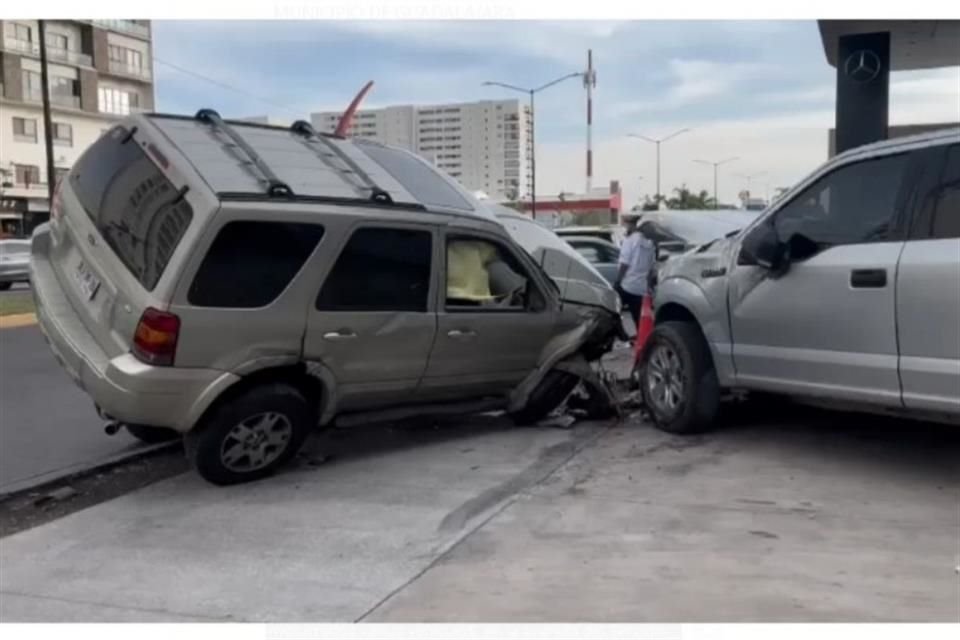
[0,313,37,329]
[0,440,180,499]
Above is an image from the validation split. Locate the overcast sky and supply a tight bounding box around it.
[152,20,960,206]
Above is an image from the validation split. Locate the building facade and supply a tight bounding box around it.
[311,99,533,201]
[0,19,154,235]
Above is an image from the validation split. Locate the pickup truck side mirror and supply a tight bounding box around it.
[738,223,786,271]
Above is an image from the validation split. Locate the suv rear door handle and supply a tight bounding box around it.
[850,269,887,289]
[323,330,357,341]
[447,329,477,339]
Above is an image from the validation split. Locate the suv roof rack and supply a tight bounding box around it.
[290,120,394,205]
[195,108,293,197]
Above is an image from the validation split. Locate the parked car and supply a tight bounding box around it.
[555,225,627,247]
[637,128,960,434]
[556,235,620,285]
[30,110,622,485]
[0,239,31,290]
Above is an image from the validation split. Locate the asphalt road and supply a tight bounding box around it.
[0,324,145,494]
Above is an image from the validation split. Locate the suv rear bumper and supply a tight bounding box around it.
[30,226,239,433]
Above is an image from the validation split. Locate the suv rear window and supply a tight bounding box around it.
[189,221,325,308]
[70,126,193,290]
[356,141,474,211]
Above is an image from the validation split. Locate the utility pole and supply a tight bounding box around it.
[38,20,57,205]
[627,128,691,208]
[694,157,738,209]
[484,71,583,220]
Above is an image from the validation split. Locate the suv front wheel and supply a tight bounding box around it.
[186,383,315,485]
[640,321,720,434]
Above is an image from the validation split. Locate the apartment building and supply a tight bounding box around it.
[311,99,533,201]
[0,19,154,235]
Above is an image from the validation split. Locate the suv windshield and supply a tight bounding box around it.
[70,126,193,290]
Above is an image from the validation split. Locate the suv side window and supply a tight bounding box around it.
[446,236,544,311]
[188,221,324,308]
[774,153,908,245]
[925,144,960,239]
[316,227,432,312]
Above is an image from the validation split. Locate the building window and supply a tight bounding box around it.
[50,77,79,100]
[13,117,38,142]
[13,23,31,42]
[98,87,140,115]
[47,32,68,51]
[15,164,41,186]
[21,70,42,101]
[108,45,143,72]
[53,122,73,147]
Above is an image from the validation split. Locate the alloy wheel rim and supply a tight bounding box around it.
[220,411,293,472]
[646,343,685,417]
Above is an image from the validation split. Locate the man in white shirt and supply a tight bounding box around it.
[616,214,656,328]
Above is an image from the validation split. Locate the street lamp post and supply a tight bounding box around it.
[693,157,739,209]
[736,171,767,197]
[483,72,583,220]
[627,128,690,208]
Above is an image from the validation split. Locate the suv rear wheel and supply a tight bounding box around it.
[640,321,720,434]
[186,383,314,485]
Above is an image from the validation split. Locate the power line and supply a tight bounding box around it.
[153,57,307,117]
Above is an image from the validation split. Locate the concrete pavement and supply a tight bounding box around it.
[0,325,148,495]
[1,405,957,622]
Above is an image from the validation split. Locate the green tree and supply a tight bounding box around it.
[666,184,716,210]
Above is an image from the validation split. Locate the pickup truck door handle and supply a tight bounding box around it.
[447,329,477,339]
[850,269,887,289]
[322,330,357,341]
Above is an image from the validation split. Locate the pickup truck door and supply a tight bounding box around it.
[896,142,960,415]
[728,151,914,407]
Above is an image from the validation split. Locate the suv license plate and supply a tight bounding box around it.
[75,260,101,301]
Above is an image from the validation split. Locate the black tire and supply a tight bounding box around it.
[511,370,580,426]
[639,321,720,434]
[125,423,180,444]
[185,383,314,486]
[0,282,12,291]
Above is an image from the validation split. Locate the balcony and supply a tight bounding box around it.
[3,37,39,55]
[108,60,152,81]
[23,91,81,110]
[1,38,94,67]
[92,20,150,39]
[47,47,93,67]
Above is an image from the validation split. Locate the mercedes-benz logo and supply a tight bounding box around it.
[844,50,882,83]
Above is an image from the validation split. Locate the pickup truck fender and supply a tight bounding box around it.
[654,276,737,387]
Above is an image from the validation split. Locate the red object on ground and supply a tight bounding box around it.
[633,296,655,363]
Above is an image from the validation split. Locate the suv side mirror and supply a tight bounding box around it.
[739,224,786,271]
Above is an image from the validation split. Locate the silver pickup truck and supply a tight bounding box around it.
[637,127,960,433]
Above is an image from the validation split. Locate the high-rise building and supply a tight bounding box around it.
[311,99,533,201]
[0,19,154,235]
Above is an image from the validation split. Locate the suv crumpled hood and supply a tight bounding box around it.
[489,206,620,313]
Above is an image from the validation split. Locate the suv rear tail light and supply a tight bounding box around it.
[133,307,180,366]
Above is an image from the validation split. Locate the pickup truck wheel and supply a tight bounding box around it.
[640,321,720,434]
[0,282,12,291]
[125,424,180,444]
[511,370,580,426]
[186,383,314,486]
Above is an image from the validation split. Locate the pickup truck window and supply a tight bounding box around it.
[774,153,908,246]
